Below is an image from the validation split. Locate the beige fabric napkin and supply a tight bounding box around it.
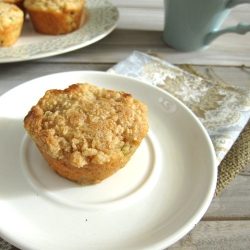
[108,51,250,166]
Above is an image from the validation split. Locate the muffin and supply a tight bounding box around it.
[0,0,25,12]
[24,83,149,185]
[23,0,86,35]
[0,2,24,47]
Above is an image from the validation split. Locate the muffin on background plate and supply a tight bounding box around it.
[0,2,24,46]
[24,83,149,185]
[0,0,25,12]
[24,0,87,35]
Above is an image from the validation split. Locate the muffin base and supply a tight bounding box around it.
[36,144,137,185]
[27,8,86,35]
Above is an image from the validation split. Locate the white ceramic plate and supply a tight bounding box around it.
[0,71,217,250]
[0,0,119,63]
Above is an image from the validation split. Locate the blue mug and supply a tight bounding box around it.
[163,0,250,51]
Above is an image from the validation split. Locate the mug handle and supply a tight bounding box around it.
[205,1,250,45]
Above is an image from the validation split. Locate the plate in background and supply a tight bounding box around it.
[0,0,119,63]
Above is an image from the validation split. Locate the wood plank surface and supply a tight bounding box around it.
[34,27,250,66]
[0,63,111,96]
[1,63,249,96]
[204,164,250,220]
[105,3,250,66]
[168,221,250,250]
[111,2,250,33]
[36,39,250,67]
[168,164,250,249]
[109,0,163,8]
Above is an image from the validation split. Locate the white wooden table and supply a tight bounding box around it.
[0,1,250,249]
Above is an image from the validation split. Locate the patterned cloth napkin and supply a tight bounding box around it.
[108,51,250,166]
